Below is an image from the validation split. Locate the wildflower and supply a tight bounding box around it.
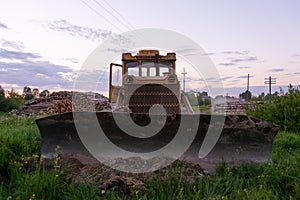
[54,157,60,166]
[179,187,184,192]
[28,193,36,200]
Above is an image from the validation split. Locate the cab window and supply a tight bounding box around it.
[126,62,139,76]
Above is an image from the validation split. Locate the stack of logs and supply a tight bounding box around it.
[46,99,73,114]
[16,91,111,115]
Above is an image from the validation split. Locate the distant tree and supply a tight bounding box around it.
[214,95,227,105]
[7,89,24,110]
[0,86,24,112]
[23,86,31,94]
[196,91,211,106]
[32,88,39,98]
[0,85,4,97]
[39,89,50,97]
[185,90,198,106]
[24,93,34,100]
[265,91,279,101]
[258,92,265,101]
[214,95,225,100]
[23,86,34,100]
[239,90,252,101]
[0,85,7,111]
[250,95,260,101]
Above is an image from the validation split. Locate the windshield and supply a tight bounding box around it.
[126,61,173,77]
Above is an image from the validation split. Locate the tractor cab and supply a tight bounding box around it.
[109,50,181,114]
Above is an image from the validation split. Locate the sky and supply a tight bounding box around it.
[0,0,299,97]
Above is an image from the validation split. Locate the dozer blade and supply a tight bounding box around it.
[36,112,279,171]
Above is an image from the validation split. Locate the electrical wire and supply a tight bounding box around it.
[93,0,134,31]
[79,0,125,33]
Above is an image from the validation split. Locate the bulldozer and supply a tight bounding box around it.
[109,49,193,114]
[36,50,279,172]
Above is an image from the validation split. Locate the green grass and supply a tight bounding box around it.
[0,113,299,199]
[192,105,211,113]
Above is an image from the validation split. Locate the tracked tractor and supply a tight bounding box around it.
[36,50,279,172]
[109,50,193,114]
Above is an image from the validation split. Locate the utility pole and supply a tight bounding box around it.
[264,76,276,101]
[181,67,187,93]
[247,74,250,91]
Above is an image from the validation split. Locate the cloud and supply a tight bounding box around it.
[228,79,240,83]
[238,66,251,69]
[0,46,114,92]
[0,39,24,51]
[268,68,284,72]
[291,53,300,58]
[0,47,76,90]
[65,58,79,64]
[222,76,234,81]
[237,75,254,79]
[175,47,205,57]
[222,50,249,55]
[0,22,8,29]
[0,47,111,92]
[231,56,257,63]
[0,60,75,89]
[74,69,110,91]
[0,48,40,61]
[219,62,235,66]
[48,19,112,42]
[201,52,215,56]
[104,48,134,54]
[204,77,223,83]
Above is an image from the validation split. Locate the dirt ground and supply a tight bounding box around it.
[60,156,204,195]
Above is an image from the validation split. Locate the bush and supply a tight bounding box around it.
[0,88,24,112]
[248,84,300,133]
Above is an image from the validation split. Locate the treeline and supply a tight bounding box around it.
[185,91,212,106]
[0,86,50,112]
[0,86,24,112]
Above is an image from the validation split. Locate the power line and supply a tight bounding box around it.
[92,0,134,31]
[100,0,136,30]
[79,0,124,32]
[80,0,144,44]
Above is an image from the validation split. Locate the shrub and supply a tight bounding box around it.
[0,87,24,112]
[247,84,300,133]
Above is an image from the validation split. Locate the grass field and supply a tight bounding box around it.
[0,113,299,199]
